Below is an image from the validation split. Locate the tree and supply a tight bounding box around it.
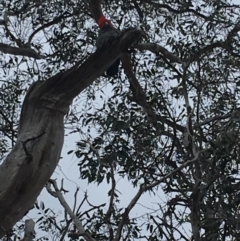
[0,0,240,240]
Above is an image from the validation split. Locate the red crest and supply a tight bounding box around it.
[97,15,113,29]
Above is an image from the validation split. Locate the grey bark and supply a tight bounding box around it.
[23,219,35,241]
[0,28,142,237]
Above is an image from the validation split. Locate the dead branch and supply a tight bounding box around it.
[46,179,95,241]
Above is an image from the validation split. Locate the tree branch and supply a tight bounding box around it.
[23,219,35,241]
[190,21,240,61]
[113,151,203,241]
[136,43,183,63]
[142,0,210,20]
[46,179,95,241]
[89,0,103,22]
[194,113,232,128]
[88,0,185,136]
[27,11,82,45]
[0,43,45,59]
[0,28,142,238]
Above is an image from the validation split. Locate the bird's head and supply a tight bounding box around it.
[97,15,113,29]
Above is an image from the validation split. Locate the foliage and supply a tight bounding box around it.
[1,0,240,240]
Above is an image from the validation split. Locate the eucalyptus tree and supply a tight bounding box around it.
[0,0,240,240]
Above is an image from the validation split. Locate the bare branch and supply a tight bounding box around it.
[105,166,116,240]
[114,183,146,241]
[76,192,88,216]
[79,203,106,219]
[73,187,79,213]
[47,179,96,241]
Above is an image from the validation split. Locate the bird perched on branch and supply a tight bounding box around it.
[96,15,120,77]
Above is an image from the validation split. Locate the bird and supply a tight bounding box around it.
[96,15,120,77]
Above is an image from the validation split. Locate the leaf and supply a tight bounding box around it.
[67,150,74,154]
[40,201,45,210]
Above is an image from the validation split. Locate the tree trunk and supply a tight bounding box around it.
[0,29,142,237]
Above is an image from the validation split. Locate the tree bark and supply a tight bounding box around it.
[0,29,142,237]
[23,219,35,241]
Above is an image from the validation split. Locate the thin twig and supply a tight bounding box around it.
[46,179,96,241]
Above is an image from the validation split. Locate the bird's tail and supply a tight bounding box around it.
[107,58,120,77]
